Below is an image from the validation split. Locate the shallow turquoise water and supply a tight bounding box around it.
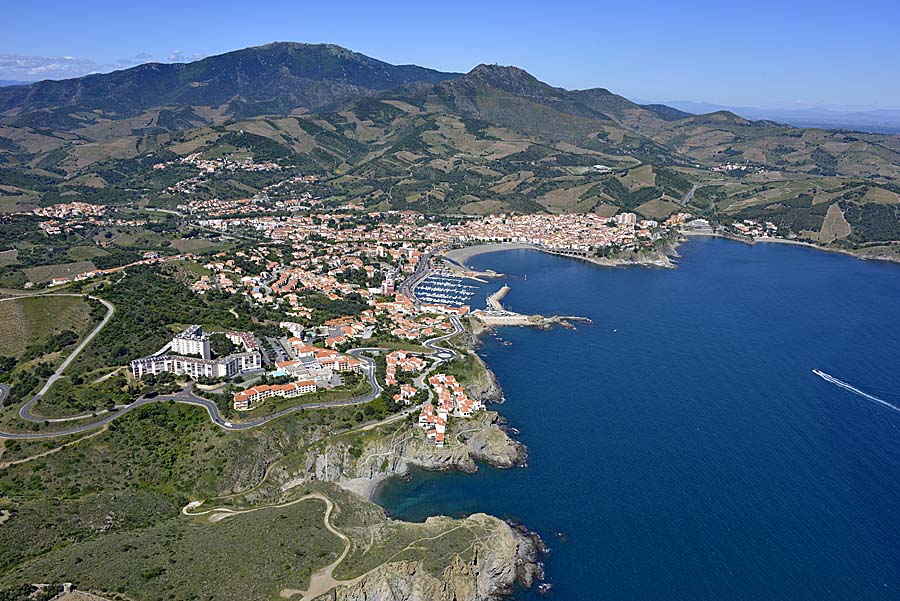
[376,238,900,600]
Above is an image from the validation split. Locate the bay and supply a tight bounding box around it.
[376,238,900,601]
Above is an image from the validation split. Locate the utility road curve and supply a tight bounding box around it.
[0,298,463,440]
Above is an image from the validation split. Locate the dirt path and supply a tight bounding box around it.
[184,491,476,601]
[92,366,123,384]
[182,493,353,600]
[0,427,108,469]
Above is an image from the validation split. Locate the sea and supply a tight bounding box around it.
[375,237,900,601]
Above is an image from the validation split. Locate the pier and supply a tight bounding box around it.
[487,285,511,311]
[473,284,592,329]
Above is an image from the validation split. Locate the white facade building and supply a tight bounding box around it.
[171,324,211,359]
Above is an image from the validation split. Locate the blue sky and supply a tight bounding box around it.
[3,0,899,109]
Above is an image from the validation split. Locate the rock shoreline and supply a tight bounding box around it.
[266,310,544,600]
[324,513,546,601]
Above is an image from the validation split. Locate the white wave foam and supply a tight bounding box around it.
[813,369,900,415]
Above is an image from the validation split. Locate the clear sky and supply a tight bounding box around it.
[3,0,899,109]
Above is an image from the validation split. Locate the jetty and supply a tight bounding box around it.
[472,284,592,329]
[487,285,511,311]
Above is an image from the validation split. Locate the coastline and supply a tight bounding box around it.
[443,242,540,266]
[445,234,900,272]
[684,230,900,265]
[443,242,676,270]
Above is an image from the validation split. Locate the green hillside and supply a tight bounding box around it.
[0,46,898,253]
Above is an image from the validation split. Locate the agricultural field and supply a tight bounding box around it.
[23,261,96,284]
[170,238,220,253]
[0,295,94,357]
[0,250,17,267]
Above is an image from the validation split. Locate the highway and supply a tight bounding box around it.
[0,300,464,440]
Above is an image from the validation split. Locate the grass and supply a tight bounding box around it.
[0,391,515,599]
[169,259,212,277]
[170,238,220,253]
[66,245,109,261]
[816,203,852,244]
[23,261,96,284]
[0,250,17,266]
[635,198,680,220]
[0,296,93,357]
[0,490,344,600]
[0,196,37,214]
[0,430,99,465]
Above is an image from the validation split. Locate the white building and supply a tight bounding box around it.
[130,351,261,380]
[130,325,261,380]
[233,380,317,411]
[171,325,211,359]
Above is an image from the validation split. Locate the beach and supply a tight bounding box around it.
[442,243,539,268]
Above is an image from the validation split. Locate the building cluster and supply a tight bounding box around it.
[446,212,671,252]
[231,336,364,410]
[385,350,426,386]
[30,202,146,236]
[176,192,317,217]
[712,163,770,174]
[130,325,262,380]
[232,380,316,411]
[418,373,484,447]
[731,219,779,237]
[156,152,282,195]
[46,253,186,287]
[33,202,107,219]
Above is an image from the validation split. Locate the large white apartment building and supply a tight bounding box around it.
[130,351,261,380]
[130,325,262,380]
[171,324,212,359]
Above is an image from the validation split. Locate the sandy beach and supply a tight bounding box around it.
[442,243,538,268]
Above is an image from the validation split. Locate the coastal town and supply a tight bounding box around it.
[4,170,782,446]
[3,20,899,601]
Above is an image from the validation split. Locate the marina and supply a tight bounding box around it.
[413,274,478,307]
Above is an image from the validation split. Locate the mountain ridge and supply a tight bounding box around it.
[0,42,461,124]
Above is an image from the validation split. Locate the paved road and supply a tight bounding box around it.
[398,251,434,302]
[680,183,699,207]
[0,383,9,408]
[0,312,463,440]
[15,295,115,423]
[423,316,463,362]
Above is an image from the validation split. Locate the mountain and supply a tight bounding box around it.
[0,42,459,127]
[0,45,898,253]
[0,80,29,87]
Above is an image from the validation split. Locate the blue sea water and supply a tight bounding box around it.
[375,238,900,601]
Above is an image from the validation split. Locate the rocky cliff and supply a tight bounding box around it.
[273,411,523,500]
[321,513,544,601]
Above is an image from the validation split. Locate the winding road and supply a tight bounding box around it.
[0,295,463,441]
[13,294,116,424]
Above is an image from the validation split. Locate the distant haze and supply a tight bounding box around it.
[643,100,900,134]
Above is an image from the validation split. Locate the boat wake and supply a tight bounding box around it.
[813,369,900,415]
